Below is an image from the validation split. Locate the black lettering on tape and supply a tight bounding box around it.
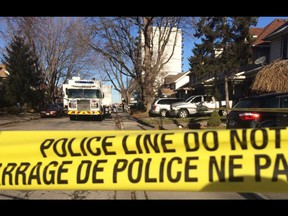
[77,160,92,184]
[230,130,248,150]
[167,157,182,183]
[136,135,142,153]
[143,134,160,153]
[159,158,166,182]
[80,137,88,156]
[92,160,107,184]
[43,161,58,185]
[113,159,128,183]
[250,129,268,150]
[15,162,30,185]
[255,154,271,182]
[270,128,285,149]
[209,155,244,182]
[53,138,69,157]
[185,157,198,182]
[57,161,72,184]
[202,131,219,151]
[40,139,55,157]
[122,134,175,155]
[209,156,225,182]
[2,163,17,185]
[161,133,175,153]
[102,136,116,155]
[68,138,81,157]
[122,135,136,154]
[272,154,288,182]
[28,162,42,185]
[184,132,200,151]
[86,137,102,156]
[229,155,243,182]
[145,158,157,183]
[128,158,143,183]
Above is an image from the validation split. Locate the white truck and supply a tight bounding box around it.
[169,95,233,118]
[62,76,112,120]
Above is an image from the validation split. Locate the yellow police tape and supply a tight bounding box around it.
[1,128,288,192]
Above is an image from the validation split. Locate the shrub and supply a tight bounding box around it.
[207,111,222,127]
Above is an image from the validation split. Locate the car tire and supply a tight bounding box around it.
[178,109,188,118]
[70,115,76,120]
[160,109,167,117]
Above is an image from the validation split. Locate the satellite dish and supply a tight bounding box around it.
[254,56,266,66]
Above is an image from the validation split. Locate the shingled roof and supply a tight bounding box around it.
[250,18,288,46]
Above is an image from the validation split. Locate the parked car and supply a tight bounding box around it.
[149,98,184,117]
[169,95,232,118]
[40,104,64,118]
[226,92,288,129]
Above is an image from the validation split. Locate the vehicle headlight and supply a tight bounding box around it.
[171,106,178,111]
[69,100,77,108]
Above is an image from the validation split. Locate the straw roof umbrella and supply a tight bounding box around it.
[251,59,288,94]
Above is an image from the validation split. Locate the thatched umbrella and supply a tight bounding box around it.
[251,59,288,94]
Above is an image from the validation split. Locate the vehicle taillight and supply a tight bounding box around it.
[239,113,261,121]
[152,105,157,110]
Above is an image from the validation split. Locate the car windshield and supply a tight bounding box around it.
[46,104,58,109]
[67,89,102,98]
[235,96,279,108]
[234,99,260,108]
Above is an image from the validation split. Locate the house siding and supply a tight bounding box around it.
[270,38,282,62]
[175,76,189,90]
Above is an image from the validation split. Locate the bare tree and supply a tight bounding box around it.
[81,16,193,112]
[2,17,97,103]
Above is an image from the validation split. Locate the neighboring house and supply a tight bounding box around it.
[0,64,9,79]
[263,21,288,61]
[159,70,190,98]
[0,64,9,90]
[250,18,288,64]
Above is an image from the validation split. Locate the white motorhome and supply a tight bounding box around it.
[62,77,112,120]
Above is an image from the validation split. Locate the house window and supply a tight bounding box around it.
[282,35,288,59]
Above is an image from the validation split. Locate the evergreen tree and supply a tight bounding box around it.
[2,35,44,110]
[188,17,258,106]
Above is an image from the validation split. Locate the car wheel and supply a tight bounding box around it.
[178,109,188,118]
[160,109,167,117]
[70,115,76,120]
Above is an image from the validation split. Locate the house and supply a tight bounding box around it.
[0,64,9,90]
[159,70,190,98]
[0,64,9,79]
[250,18,288,64]
[263,21,288,61]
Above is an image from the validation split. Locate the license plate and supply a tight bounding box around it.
[228,120,235,126]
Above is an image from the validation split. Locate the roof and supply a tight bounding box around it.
[264,21,288,40]
[164,73,183,84]
[164,70,190,84]
[250,19,288,46]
